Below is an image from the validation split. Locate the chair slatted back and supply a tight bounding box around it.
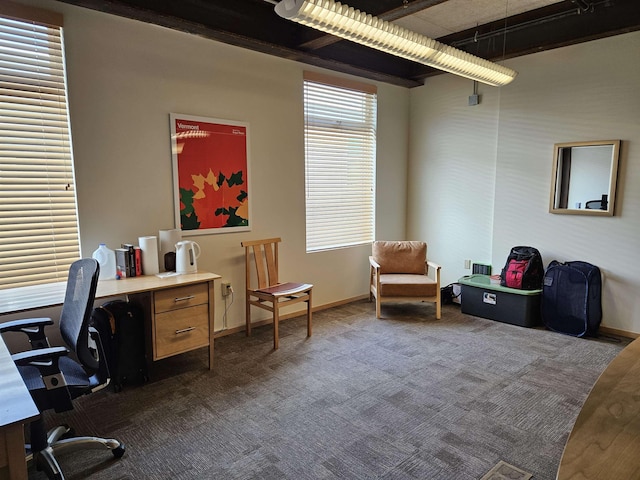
[242,238,281,289]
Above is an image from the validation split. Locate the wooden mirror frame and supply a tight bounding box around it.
[549,140,621,216]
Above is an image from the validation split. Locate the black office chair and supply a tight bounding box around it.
[0,258,125,480]
[585,194,608,210]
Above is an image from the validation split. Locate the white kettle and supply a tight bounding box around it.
[175,240,201,274]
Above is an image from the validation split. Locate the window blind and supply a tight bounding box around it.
[303,73,377,252]
[0,12,80,289]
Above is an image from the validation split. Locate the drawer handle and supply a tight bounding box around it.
[175,327,196,334]
[174,295,195,303]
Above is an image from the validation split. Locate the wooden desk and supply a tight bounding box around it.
[0,334,39,480]
[0,271,221,369]
[556,337,640,479]
[110,273,221,369]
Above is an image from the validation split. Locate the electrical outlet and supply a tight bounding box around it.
[221,282,232,297]
[464,259,471,269]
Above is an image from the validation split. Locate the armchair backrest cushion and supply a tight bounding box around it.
[372,241,426,274]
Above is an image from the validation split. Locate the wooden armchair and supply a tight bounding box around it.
[369,241,441,319]
[241,238,312,350]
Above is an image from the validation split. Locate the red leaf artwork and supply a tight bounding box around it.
[173,117,249,231]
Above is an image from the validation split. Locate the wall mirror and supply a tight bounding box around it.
[549,140,621,216]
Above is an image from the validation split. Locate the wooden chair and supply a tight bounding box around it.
[369,240,441,319]
[241,238,312,350]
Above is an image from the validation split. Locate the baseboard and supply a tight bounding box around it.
[213,294,370,339]
[599,325,639,339]
[213,324,246,338]
[213,297,640,341]
[313,294,369,311]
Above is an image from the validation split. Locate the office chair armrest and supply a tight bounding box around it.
[0,317,53,349]
[11,347,69,368]
[12,346,68,369]
[13,346,74,412]
[13,346,69,389]
[0,317,53,332]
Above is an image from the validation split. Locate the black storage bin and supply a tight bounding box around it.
[459,274,542,327]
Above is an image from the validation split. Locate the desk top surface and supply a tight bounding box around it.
[0,271,221,316]
[556,336,640,479]
[0,334,39,428]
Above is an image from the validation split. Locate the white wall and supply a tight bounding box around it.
[7,0,409,335]
[407,74,501,284]
[408,31,640,334]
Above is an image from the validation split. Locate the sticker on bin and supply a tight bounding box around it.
[483,292,497,305]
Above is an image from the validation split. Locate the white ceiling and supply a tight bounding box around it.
[394,0,563,38]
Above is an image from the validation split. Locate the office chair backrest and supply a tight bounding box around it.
[59,258,100,371]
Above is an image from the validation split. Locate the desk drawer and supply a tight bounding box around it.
[154,304,209,359]
[154,283,208,313]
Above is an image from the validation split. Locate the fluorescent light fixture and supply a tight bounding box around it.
[275,0,517,86]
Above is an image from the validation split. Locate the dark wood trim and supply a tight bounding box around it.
[559,149,571,210]
[304,71,377,94]
[0,0,63,27]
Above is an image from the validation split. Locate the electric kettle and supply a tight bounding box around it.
[175,240,201,274]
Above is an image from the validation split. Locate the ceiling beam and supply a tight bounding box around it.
[54,0,425,87]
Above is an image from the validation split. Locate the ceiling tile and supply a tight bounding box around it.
[394,0,563,38]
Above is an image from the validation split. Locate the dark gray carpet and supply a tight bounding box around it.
[30,300,628,480]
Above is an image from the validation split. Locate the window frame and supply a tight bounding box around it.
[0,3,81,290]
[303,71,377,253]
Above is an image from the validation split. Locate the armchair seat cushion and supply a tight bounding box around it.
[379,274,438,297]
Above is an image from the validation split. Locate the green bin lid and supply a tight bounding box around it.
[458,274,542,295]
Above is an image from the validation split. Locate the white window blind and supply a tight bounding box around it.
[0,8,80,290]
[303,72,377,252]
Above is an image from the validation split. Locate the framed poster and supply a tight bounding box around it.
[170,113,250,235]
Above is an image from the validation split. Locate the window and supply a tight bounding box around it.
[303,72,377,252]
[0,5,80,289]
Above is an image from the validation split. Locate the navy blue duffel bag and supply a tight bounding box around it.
[542,260,602,337]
